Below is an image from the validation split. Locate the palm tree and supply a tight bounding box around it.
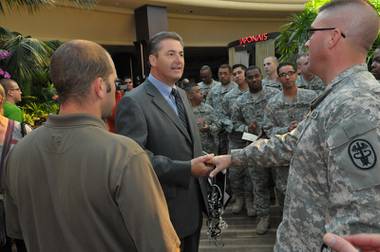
[0,27,61,95]
[0,0,96,14]
[276,0,380,62]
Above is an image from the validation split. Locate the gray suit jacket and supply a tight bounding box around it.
[115,80,209,238]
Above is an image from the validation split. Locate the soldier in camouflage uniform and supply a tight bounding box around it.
[263,62,317,216]
[262,56,281,90]
[206,64,237,155]
[221,64,254,216]
[211,1,380,251]
[296,54,325,94]
[185,82,220,154]
[198,65,220,99]
[371,47,380,83]
[231,66,279,233]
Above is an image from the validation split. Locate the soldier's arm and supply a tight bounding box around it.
[206,106,222,135]
[220,95,233,132]
[231,101,249,133]
[325,101,380,235]
[230,121,302,168]
[205,89,214,107]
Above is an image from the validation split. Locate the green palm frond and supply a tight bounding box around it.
[276,9,317,62]
[0,0,96,14]
[0,28,57,93]
[276,0,380,62]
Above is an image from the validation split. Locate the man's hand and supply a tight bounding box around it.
[209,155,232,178]
[323,233,380,252]
[288,121,298,132]
[248,121,257,133]
[191,154,214,177]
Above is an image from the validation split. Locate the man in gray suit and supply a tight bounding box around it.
[116,32,213,252]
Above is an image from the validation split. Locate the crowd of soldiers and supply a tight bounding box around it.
[184,54,326,235]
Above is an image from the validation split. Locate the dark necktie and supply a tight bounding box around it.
[171,88,188,129]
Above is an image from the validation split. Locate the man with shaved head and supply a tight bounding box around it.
[210,1,380,251]
[262,56,281,90]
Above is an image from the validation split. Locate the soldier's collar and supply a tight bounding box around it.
[310,64,367,111]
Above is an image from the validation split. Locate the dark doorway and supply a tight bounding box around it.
[183,47,228,82]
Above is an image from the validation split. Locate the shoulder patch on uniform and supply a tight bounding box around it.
[348,139,377,169]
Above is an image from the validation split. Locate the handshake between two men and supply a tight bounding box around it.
[190,154,233,178]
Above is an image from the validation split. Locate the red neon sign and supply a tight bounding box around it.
[240,33,269,45]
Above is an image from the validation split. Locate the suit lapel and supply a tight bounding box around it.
[144,81,192,143]
[178,88,197,146]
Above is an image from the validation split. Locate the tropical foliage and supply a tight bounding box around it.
[277,0,380,62]
[22,100,59,127]
[0,0,97,126]
[0,27,60,95]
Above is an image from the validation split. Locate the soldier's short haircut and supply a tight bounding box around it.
[277,62,296,75]
[232,64,247,72]
[245,65,262,76]
[0,78,17,95]
[183,80,198,93]
[200,65,212,72]
[319,0,379,51]
[264,56,279,65]
[50,40,113,104]
[218,64,232,73]
[148,31,184,56]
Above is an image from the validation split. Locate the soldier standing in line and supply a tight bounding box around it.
[231,66,280,234]
[206,64,237,155]
[371,47,380,83]
[211,1,380,250]
[263,62,317,213]
[221,64,254,216]
[185,82,220,155]
[197,65,220,100]
[296,54,325,94]
[262,56,281,90]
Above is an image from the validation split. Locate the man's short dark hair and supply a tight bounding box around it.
[277,62,296,75]
[200,65,212,72]
[245,65,262,76]
[232,64,247,72]
[183,80,198,93]
[50,40,113,104]
[148,31,184,55]
[218,64,232,73]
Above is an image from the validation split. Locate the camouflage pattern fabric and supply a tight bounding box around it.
[231,65,380,251]
[192,102,220,155]
[262,77,282,90]
[206,81,237,154]
[263,88,317,209]
[231,87,280,216]
[296,75,325,95]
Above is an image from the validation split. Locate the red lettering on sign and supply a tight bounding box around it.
[239,33,269,45]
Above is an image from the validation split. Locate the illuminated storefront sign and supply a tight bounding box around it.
[240,33,269,45]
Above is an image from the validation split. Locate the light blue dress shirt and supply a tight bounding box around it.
[148,74,179,115]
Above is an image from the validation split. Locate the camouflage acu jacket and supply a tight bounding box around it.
[231,64,380,251]
[263,88,317,136]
